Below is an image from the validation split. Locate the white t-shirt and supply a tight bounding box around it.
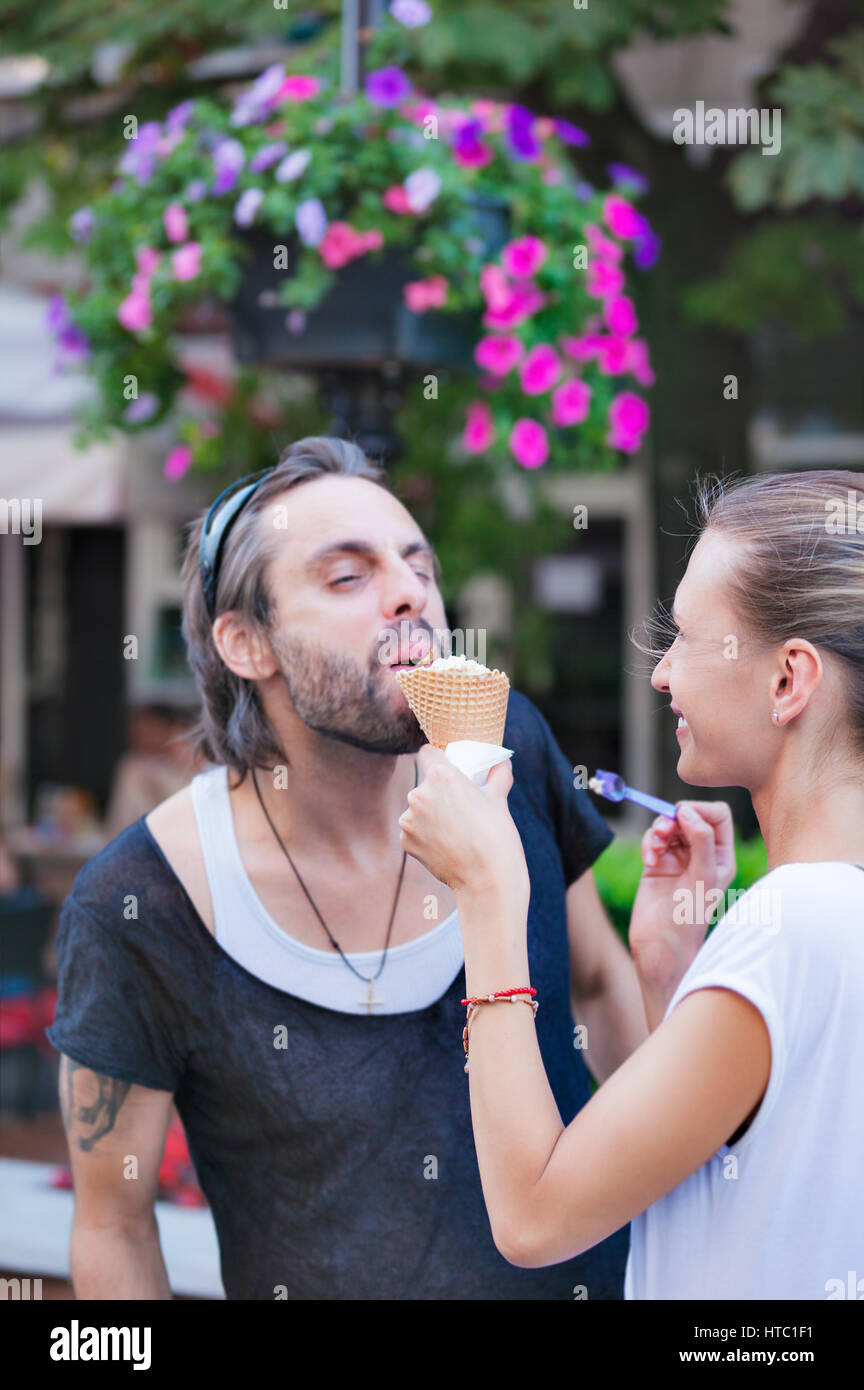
[625,861,864,1301]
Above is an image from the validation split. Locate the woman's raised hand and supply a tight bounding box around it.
[628,801,737,1020]
[398,745,528,902]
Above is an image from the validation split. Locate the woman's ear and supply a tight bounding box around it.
[213,612,279,682]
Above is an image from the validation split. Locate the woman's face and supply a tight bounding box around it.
[650,531,779,791]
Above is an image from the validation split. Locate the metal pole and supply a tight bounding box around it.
[340,0,360,97]
[341,0,387,98]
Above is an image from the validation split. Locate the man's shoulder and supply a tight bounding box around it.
[503,688,548,750]
[69,790,192,922]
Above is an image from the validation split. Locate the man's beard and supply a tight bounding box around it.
[269,629,427,755]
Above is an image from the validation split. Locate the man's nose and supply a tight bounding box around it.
[379,558,429,620]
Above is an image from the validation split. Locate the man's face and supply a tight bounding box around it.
[258,476,448,755]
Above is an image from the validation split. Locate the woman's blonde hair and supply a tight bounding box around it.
[637,469,864,751]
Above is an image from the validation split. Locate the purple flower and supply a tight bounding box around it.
[122,392,160,424]
[608,162,649,195]
[453,119,492,167]
[365,66,412,107]
[507,105,541,161]
[249,141,288,173]
[234,188,264,227]
[46,295,89,359]
[165,100,195,134]
[286,308,307,334]
[230,63,286,127]
[574,181,594,202]
[185,179,208,202]
[211,138,245,195]
[117,120,162,185]
[275,149,311,182]
[295,197,327,247]
[633,224,662,270]
[389,0,432,25]
[554,118,591,148]
[69,207,94,243]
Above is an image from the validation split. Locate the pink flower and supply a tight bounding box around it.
[319,222,367,268]
[360,228,383,252]
[502,236,547,279]
[585,223,623,263]
[562,333,604,363]
[603,194,643,241]
[163,445,193,480]
[279,75,320,101]
[519,344,562,395]
[163,203,189,244]
[135,246,161,276]
[403,98,438,126]
[117,290,152,332]
[597,336,631,375]
[509,418,549,469]
[586,262,626,299]
[383,184,414,214]
[551,378,592,426]
[171,242,202,281]
[479,264,511,312]
[462,401,495,453]
[604,295,638,337]
[483,283,545,330]
[403,275,449,312]
[474,334,523,376]
[607,392,650,452]
[542,168,564,186]
[626,338,655,387]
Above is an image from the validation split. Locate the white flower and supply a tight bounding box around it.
[404,166,441,212]
[275,149,312,183]
[389,0,433,27]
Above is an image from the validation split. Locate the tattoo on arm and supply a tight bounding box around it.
[60,1057,131,1152]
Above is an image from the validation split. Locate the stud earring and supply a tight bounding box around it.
[771,709,779,724]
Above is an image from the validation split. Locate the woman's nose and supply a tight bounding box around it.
[651,653,670,693]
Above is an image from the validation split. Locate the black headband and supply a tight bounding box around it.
[199,467,276,621]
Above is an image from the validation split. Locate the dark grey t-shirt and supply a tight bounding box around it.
[47,689,629,1299]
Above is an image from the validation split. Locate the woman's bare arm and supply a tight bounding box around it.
[456,888,771,1268]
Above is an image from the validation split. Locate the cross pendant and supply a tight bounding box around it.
[359,977,384,1014]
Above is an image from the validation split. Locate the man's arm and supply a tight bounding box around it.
[566,868,648,1083]
[59,1054,175,1299]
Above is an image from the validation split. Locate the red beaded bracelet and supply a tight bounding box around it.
[460,986,537,1006]
[460,987,539,1073]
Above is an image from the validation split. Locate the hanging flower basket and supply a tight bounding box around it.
[49,5,659,480]
[228,193,508,368]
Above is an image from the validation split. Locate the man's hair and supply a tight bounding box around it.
[181,436,391,780]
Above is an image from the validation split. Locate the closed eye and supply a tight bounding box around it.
[329,570,431,588]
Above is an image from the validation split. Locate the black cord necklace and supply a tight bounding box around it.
[250,758,418,1014]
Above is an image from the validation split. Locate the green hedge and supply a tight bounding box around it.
[593,835,771,943]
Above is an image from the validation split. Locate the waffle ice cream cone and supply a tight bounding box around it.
[394,656,510,748]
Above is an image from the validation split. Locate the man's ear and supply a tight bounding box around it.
[213,612,279,681]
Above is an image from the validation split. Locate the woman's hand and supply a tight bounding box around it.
[398,745,528,903]
[629,801,736,1024]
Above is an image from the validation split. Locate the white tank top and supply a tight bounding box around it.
[189,765,464,1014]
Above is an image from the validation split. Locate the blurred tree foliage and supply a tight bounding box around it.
[0,0,728,242]
[684,12,864,338]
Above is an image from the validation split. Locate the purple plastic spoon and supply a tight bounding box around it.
[588,769,679,819]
